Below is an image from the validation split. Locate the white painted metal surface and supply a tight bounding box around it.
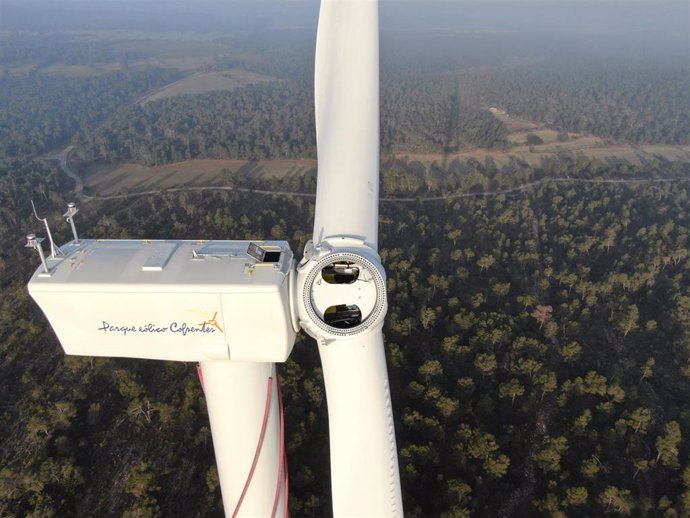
[298,0,405,514]
[297,241,388,339]
[313,0,380,249]
[28,239,296,363]
[318,331,402,517]
[297,241,403,516]
[200,361,286,518]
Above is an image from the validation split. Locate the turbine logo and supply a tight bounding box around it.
[97,309,224,336]
[199,311,224,333]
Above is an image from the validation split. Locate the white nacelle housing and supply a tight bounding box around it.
[28,239,297,363]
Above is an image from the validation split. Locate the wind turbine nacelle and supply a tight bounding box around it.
[27,239,298,363]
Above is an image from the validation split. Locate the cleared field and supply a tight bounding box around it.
[79,142,690,197]
[73,30,237,43]
[507,129,581,146]
[139,69,275,104]
[491,109,589,146]
[113,39,233,59]
[9,63,37,75]
[9,62,127,77]
[397,144,690,169]
[75,104,689,196]
[79,158,316,196]
[581,145,690,163]
[492,112,540,133]
[537,135,606,152]
[7,34,260,76]
[40,64,97,77]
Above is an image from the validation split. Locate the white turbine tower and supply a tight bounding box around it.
[26,0,403,516]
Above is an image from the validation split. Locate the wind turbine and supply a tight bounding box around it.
[26,0,403,516]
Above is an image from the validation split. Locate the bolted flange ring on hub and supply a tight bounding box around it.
[296,243,387,340]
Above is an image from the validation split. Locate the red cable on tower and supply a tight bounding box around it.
[271,374,288,517]
[232,376,274,518]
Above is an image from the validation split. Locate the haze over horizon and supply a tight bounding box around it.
[1,0,687,64]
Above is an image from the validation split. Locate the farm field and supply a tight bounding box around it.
[78,158,317,195]
[9,62,125,77]
[4,33,259,77]
[138,69,276,104]
[401,143,690,169]
[78,141,690,197]
[72,103,690,197]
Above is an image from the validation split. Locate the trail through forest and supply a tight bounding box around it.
[51,145,690,205]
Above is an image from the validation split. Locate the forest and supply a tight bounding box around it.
[73,74,508,166]
[2,155,690,517]
[458,65,690,146]
[0,69,182,158]
[0,33,139,70]
[71,62,689,167]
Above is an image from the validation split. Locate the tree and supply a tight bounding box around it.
[536,436,568,473]
[626,408,652,434]
[681,466,690,516]
[491,282,511,298]
[616,304,639,337]
[477,255,496,271]
[420,306,437,330]
[573,409,592,433]
[484,454,510,478]
[499,379,525,405]
[526,133,544,145]
[560,341,582,362]
[125,462,159,498]
[656,421,682,468]
[418,360,443,382]
[599,486,634,515]
[565,486,588,506]
[534,371,558,400]
[640,357,655,383]
[531,305,553,328]
[474,353,497,377]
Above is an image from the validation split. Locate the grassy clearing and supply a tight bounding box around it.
[140,69,275,104]
[5,34,257,76]
[65,30,236,42]
[78,142,690,197]
[79,158,316,195]
[493,112,540,133]
[508,129,566,145]
[40,64,99,77]
[397,144,690,169]
[75,108,689,196]
[9,63,38,75]
[113,39,233,59]
[9,62,126,77]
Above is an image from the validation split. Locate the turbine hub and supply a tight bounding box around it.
[296,239,387,341]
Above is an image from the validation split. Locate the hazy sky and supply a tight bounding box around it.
[1,0,687,43]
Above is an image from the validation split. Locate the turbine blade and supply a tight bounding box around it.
[313,0,380,250]
[318,329,403,516]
